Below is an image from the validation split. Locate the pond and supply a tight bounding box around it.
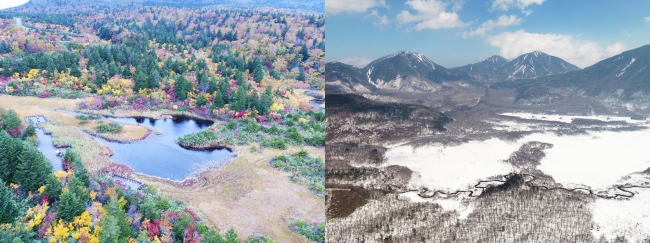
[29,115,232,181]
[310,99,325,113]
[94,116,232,181]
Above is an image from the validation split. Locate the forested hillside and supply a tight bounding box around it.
[0,2,324,242]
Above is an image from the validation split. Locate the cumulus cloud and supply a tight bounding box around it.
[463,15,521,38]
[485,30,627,68]
[491,0,545,15]
[396,0,466,30]
[645,16,650,22]
[339,57,374,68]
[366,10,390,26]
[326,0,387,15]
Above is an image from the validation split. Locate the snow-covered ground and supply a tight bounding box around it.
[532,130,650,190]
[500,112,648,124]
[400,192,475,219]
[591,188,650,242]
[385,138,516,192]
[386,125,650,192]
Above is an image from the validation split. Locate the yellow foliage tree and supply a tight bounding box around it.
[24,203,49,231]
[51,219,74,242]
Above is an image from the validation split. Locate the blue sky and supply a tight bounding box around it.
[326,0,650,68]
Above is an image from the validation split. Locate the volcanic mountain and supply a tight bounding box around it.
[451,51,580,84]
[512,45,650,100]
[326,51,469,93]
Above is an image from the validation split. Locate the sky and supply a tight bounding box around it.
[326,0,650,68]
[0,0,28,10]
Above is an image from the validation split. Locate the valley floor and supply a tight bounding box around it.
[0,94,324,242]
[326,91,650,242]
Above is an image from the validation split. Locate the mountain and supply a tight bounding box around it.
[497,51,580,81]
[326,51,469,93]
[325,62,377,94]
[451,55,508,83]
[493,45,650,104]
[451,51,580,84]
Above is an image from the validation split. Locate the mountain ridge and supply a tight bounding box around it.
[326,50,470,93]
[495,44,650,104]
[450,51,580,84]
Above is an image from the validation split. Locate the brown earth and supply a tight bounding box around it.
[133,145,325,242]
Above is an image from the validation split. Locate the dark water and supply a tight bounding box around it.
[311,99,325,113]
[35,128,64,171]
[93,116,232,181]
[29,115,232,181]
[25,116,64,171]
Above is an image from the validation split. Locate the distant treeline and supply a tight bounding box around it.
[142,0,324,12]
[0,12,77,27]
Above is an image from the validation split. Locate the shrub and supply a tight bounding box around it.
[245,236,275,243]
[95,122,123,134]
[37,92,51,98]
[289,220,325,243]
[262,137,287,150]
[271,151,324,196]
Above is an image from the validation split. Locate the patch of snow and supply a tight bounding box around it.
[616,58,636,77]
[500,112,648,124]
[399,192,475,220]
[352,83,371,93]
[591,188,650,242]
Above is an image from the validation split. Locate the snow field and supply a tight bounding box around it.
[384,138,517,192]
[386,127,650,192]
[591,188,650,242]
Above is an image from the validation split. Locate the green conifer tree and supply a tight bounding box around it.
[14,144,51,192]
[57,190,85,222]
[0,132,22,183]
[213,90,225,108]
[0,179,19,224]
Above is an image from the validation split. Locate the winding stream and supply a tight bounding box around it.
[409,173,650,200]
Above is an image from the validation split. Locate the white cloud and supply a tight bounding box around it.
[645,16,650,22]
[339,57,374,68]
[366,10,390,26]
[326,0,386,15]
[463,15,521,38]
[0,0,28,10]
[485,30,627,68]
[396,0,466,30]
[449,0,466,12]
[491,0,545,15]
